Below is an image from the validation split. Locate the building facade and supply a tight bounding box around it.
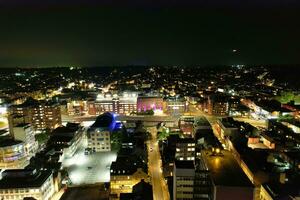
[8,98,61,133]
[13,123,38,157]
[137,96,164,113]
[173,161,195,200]
[88,92,138,115]
[165,98,187,115]
[0,169,55,200]
[87,112,116,152]
[0,139,29,169]
[175,138,196,161]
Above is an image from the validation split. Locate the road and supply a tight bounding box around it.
[147,127,170,200]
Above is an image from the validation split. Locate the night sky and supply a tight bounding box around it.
[0,0,300,67]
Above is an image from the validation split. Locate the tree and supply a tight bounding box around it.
[111,130,123,152]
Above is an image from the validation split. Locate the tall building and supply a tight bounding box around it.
[48,123,84,158]
[206,94,230,116]
[8,98,61,133]
[13,123,38,157]
[175,138,195,161]
[0,169,55,200]
[173,160,195,200]
[88,92,138,115]
[87,112,116,152]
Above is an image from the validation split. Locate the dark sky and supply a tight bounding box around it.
[0,0,300,67]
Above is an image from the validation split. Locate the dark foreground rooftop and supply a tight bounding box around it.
[202,150,253,187]
[0,169,52,189]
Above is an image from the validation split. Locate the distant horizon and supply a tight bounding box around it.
[1,2,300,67]
[2,64,300,69]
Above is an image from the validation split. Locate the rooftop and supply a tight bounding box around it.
[110,155,146,175]
[0,169,52,189]
[176,138,195,144]
[0,138,23,148]
[14,123,31,128]
[91,112,116,130]
[175,160,195,169]
[202,150,253,187]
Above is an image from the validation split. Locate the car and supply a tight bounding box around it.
[87,166,92,170]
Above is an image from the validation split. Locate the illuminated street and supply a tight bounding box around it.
[147,127,170,200]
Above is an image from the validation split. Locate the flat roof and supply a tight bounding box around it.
[175,160,194,169]
[0,170,52,189]
[195,117,210,126]
[0,138,23,147]
[202,150,253,187]
[14,123,31,128]
[176,138,195,144]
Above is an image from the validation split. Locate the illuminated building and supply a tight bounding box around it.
[214,118,239,140]
[48,123,84,158]
[173,160,195,200]
[137,96,164,112]
[165,97,187,115]
[0,139,29,169]
[179,116,195,138]
[13,123,38,157]
[241,99,291,119]
[110,156,149,198]
[87,112,116,152]
[175,138,195,161]
[67,100,87,116]
[88,92,137,115]
[0,169,55,200]
[206,95,229,116]
[8,98,61,133]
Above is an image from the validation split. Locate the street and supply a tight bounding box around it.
[147,127,170,200]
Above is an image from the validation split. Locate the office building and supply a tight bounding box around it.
[175,138,195,161]
[173,160,195,200]
[13,123,38,157]
[8,98,61,133]
[48,123,84,158]
[0,169,55,200]
[87,112,116,152]
[88,92,138,115]
[165,97,187,115]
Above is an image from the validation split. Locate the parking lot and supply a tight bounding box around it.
[62,142,117,185]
